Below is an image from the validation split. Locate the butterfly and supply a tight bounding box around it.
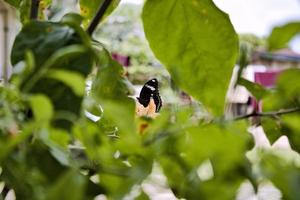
[136,78,162,116]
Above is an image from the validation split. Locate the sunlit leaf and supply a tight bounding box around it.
[268,22,300,50]
[143,0,239,115]
[79,0,120,27]
[29,94,53,122]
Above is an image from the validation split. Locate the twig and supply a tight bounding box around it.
[232,107,300,121]
[30,0,40,20]
[87,0,112,36]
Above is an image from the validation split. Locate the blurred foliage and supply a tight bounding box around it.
[268,22,300,51]
[0,0,299,199]
[94,3,159,66]
[79,0,120,27]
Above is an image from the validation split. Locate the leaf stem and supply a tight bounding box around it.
[30,0,40,20]
[232,107,300,121]
[87,0,112,36]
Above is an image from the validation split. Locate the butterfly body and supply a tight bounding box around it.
[136,78,162,115]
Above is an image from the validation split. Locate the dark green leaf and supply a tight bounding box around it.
[11,21,94,130]
[46,69,86,96]
[142,0,239,115]
[44,170,86,200]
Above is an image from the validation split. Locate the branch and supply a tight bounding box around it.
[233,107,300,121]
[87,0,112,36]
[30,0,40,20]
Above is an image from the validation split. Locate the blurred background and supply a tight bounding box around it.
[1,0,300,115]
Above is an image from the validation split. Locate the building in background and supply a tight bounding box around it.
[0,1,18,84]
[226,48,300,119]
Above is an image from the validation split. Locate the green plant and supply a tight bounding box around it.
[1,0,300,199]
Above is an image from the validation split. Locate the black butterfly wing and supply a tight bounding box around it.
[153,92,162,112]
[137,85,152,107]
[137,79,161,112]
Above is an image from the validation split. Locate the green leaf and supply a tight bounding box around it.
[135,190,150,200]
[46,69,86,96]
[238,77,268,100]
[142,0,239,115]
[20,0,31,24]
[11,21,94,130]
[259,153,300,200]
[173,123,250,199]
[276,68,300,101]
[45,170,86,200]
[29,95,53,122]
[91,52,136,135]
[79,0,120,27]
[268,22,300,50]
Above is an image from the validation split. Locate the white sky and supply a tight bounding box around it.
[121,0,300,51]
[121,0,300,36]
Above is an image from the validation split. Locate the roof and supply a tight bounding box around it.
[252,48,300,63]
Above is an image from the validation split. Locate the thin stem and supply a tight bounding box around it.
[233,107,300,121]
[87,0,112,36]
[30,0,40,20]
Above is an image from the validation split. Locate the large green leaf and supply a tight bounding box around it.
[142,0,239,115]
[268,22,300,51]
[79,0,120,26]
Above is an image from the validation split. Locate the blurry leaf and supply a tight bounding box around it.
[29,95,53,122]
[180,123,249,169]
[238,78,268,100]
[20,0,31,24]
[236,42,252,86]
[46,69,86,96]
[260,117,282,144]
[79,0,120,27]
[174,122,250,199]
[92,52,136,135]
[142,0,239,115]
[11,21,94,130]
[282,114,300,132]
[1,141,67,199]
[135,190,150,200]
[0,123,35,163]
[45,169,86,200]
[39,0,51,10]
[61,12,84,26]
[158,156,191,198]
[260,153,300,200]
[268,22,300,50]
[277,68,300,103]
